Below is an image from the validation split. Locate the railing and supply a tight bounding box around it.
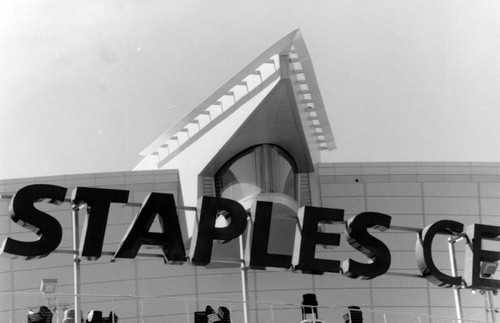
[0,292,495,323]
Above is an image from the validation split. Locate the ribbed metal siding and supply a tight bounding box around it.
[297,173,312,206]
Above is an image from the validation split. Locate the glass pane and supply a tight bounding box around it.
[270,147,296,199]
[217,144,297,201]
[219,149,261,201]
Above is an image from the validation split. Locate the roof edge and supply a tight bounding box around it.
[139,29,301,157]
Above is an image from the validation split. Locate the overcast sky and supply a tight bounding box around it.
[1,0,500,180]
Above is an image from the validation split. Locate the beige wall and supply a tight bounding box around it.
[316,162,500,322]
[0,170,184,323]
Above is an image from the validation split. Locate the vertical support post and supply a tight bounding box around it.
[239,235,250,323]
[488,290,497,322]
[72,208,82,323]
[55,297,60,323]
[185,299,190,323]
[448,237,463,323]
[140,297,144,323]
[111,299,115,323]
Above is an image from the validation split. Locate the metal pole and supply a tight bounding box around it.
[488,290,496,322]
[56,297,60,323]
[448,237,463,323]
[72,208,82,323]
[185,300,190,323]
[239,235,250,323]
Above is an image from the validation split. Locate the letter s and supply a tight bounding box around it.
[342,212,392,279]
[0,184,67,259]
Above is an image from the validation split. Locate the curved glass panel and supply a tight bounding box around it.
[215,144,297,201]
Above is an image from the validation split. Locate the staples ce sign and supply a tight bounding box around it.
[1,184,499,291]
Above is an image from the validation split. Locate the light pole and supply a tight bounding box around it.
[71,206,82,323]
[448,236,465,323]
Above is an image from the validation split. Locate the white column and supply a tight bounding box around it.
[72,208,82,323]
[448,237,463,323]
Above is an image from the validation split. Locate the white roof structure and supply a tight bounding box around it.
[135,29,335,172]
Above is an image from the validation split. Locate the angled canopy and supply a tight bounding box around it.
[135,29,335,173]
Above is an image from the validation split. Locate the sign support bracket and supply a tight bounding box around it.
[448,236,464,323]
[72,207,82,323]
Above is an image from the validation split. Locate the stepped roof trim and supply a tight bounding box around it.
[139,29,335,167]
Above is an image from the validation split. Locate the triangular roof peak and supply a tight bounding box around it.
[136,29,335,171]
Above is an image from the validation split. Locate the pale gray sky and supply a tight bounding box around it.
[1,0,500,179]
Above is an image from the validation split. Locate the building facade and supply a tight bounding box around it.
[1,30,500,323]
[1,164,500,322]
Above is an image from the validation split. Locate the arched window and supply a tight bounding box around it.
[215,144,297,202]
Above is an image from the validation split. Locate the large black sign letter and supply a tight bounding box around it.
[0,184,67,259]
[464,223,500,290]
[245,201,292,270]
[342,212,391,279]
[190,196,247,266]
[416,220,463,287]
[113,193,186,264]
[292,206,344,274]
[71,187,129,260]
